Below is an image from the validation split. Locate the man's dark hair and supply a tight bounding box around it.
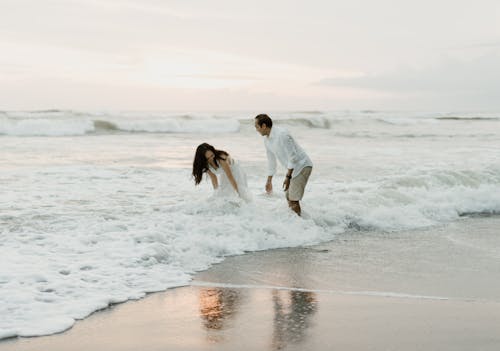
[255,114,273,128]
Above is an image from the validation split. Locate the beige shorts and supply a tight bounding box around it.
[286,166,312,201]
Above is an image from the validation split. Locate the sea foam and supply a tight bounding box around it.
[1,109,500,340]
[2,163,500,339]
[0,112,240,136]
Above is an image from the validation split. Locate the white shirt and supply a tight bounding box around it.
[264,126,313,178]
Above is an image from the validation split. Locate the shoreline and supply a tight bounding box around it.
[3,217,500,350]
[3,281,499,351]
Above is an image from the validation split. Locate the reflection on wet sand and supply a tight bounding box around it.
[271,290,318,350]
[197,286,317,348]
[198,288,241,342]
[196,248,319,348]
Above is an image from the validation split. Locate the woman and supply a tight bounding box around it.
[192,143,251,201]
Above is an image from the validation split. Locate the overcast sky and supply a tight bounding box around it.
[1,0,499,111]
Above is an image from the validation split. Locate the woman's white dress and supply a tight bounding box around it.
[209,158,251,202]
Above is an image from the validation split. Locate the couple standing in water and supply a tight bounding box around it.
[192,114,313,216]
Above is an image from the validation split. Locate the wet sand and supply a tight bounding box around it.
[3,217,500,350]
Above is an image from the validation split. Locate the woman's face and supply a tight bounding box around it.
[204,150,215,162]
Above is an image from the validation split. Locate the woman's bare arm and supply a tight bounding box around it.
[206,169,218,189]
[219,159,239,194]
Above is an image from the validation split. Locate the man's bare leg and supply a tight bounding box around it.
[288,200,301,216]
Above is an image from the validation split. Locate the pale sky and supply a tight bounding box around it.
[1,0,499,111]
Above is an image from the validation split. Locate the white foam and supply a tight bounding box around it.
[2,164,500,338]
[0,116,94,136]
[112,117,240,133]
[0,166,336,339]
[310,167,500,231]
[0,112,242,136]
[2,109,499,136]
[1,109,500,339]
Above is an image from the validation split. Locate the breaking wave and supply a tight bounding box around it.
[0,111,240,136]
[1,110,499,137]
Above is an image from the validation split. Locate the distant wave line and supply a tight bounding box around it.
[436,116,500,121]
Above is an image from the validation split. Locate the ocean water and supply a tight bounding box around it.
[1,110,500,340]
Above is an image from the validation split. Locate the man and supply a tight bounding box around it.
[254,114,313,216]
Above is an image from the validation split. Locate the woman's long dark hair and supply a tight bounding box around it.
[192,143,228,185]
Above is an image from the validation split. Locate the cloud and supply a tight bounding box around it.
[2,0,500,110]
[459,41,500,49]
[175,74,261,81]
[313,52,500,109]
[316,53,500,94]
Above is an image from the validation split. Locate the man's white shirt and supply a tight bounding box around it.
[264,126,313,178]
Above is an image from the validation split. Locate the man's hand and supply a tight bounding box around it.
[265,179,273,194]
[283,177,290,191]
[283,170,293,191]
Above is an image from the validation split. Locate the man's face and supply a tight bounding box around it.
[254,120,267,136]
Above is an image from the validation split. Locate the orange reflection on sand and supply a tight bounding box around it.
[198,287,241,342]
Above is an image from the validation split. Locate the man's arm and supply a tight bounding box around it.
[284,134,300,170]
[283,168,293,191]
[265,146,277,194]
[281,133,299,190]
[266,175,273,194]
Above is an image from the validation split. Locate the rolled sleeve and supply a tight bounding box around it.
[284,135,300,169]
[266,146,277,176]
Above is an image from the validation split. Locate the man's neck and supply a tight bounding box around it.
[265,127,272,137]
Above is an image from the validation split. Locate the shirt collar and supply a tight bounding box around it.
[267,126,276,139]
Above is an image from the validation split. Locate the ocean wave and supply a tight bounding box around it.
[93,120,119,132]
[0,166,334,339]
[0,112,240,136]
[374,117,434,125]
[436,116,500,121]
[110,118,240,133]
[459,210,500,217]
[1,110,499,137]
[0,111,334,136]
[31,109,65,114]
[310,167,500,232]
[0,117,95,136]
[1,163,500,339]
[270,117,331,129]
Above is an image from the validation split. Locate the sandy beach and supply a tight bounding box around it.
[3,0,500,347]
[3,216,500,351]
